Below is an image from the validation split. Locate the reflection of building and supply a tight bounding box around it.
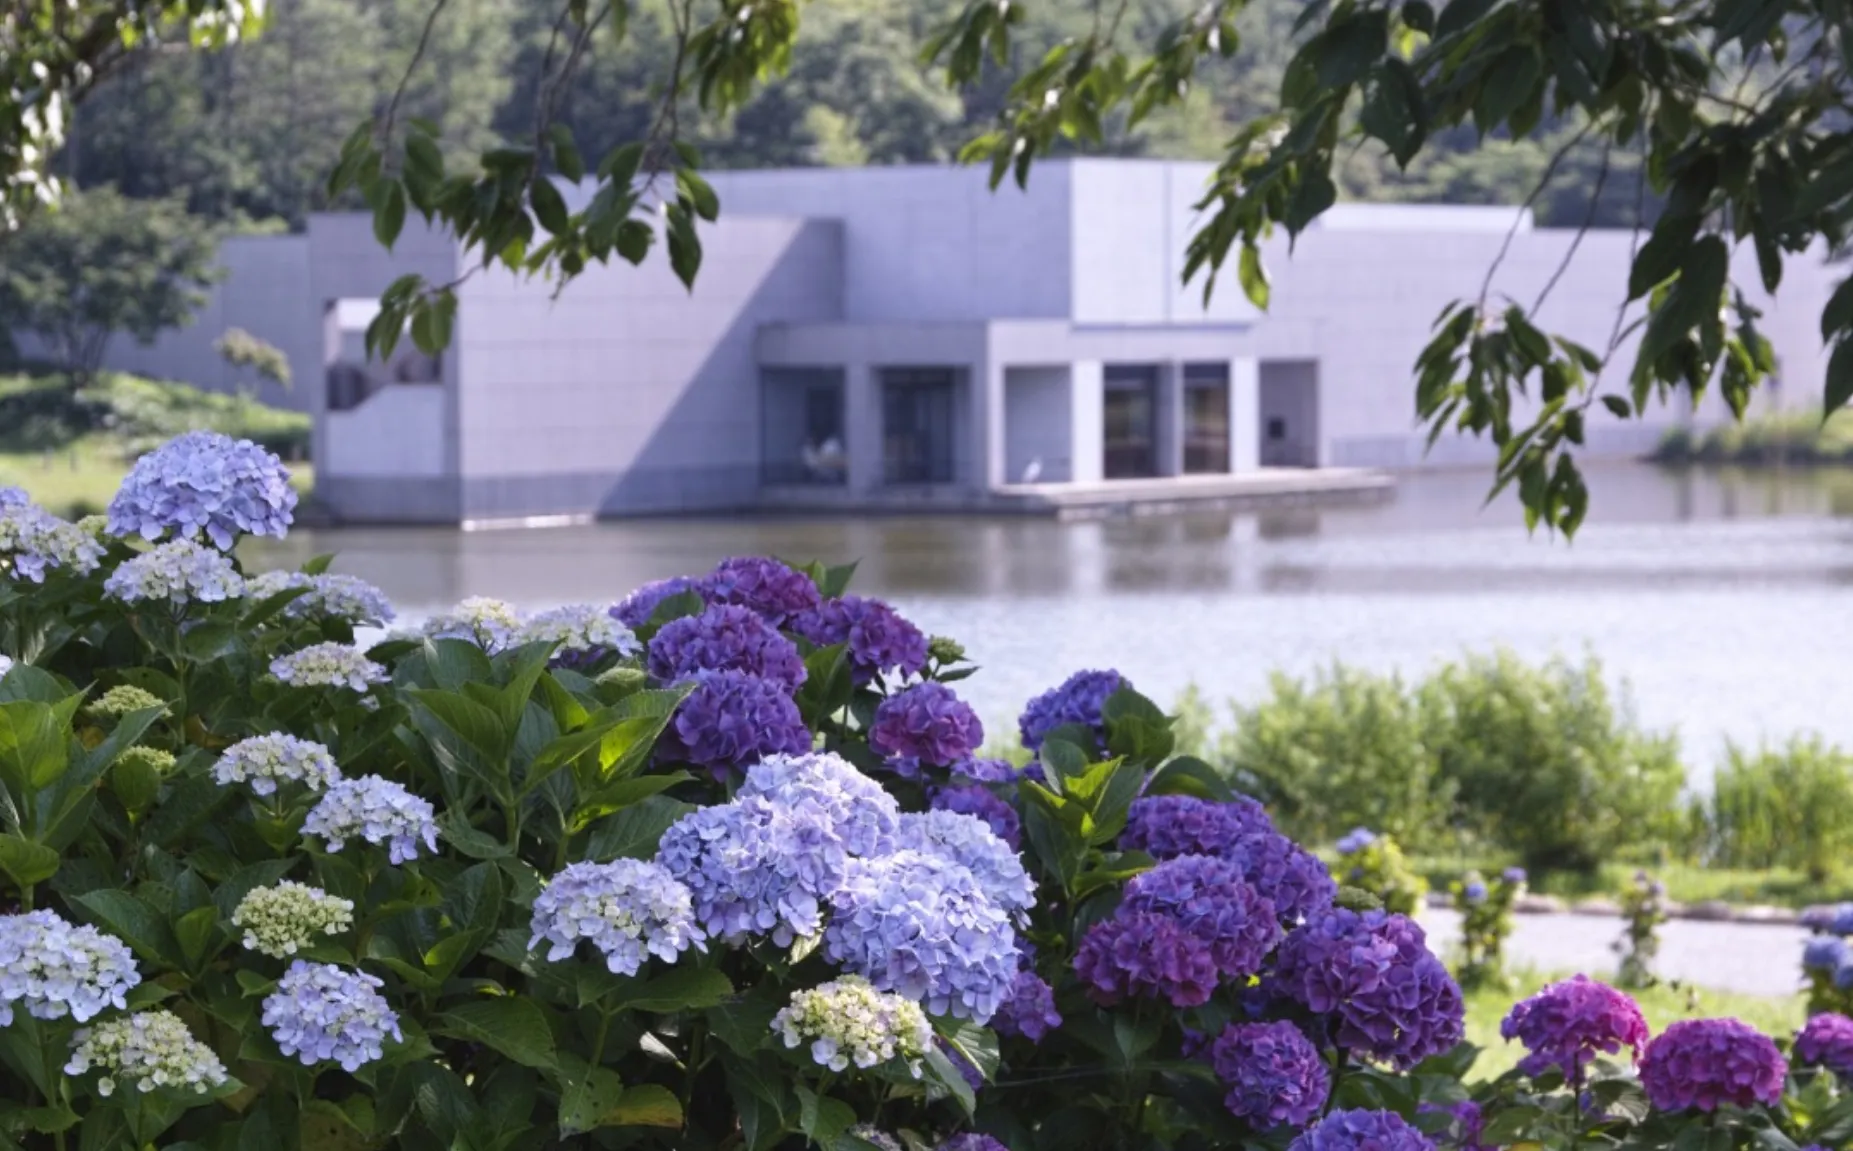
[55,161,1838,524]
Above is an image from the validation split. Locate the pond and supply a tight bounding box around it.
[246,464,1853,781]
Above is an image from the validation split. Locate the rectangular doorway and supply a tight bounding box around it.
[1259,360,1320,467]
[761,367,846,485]
[1103,364,1158,479]
[882,368,958,484]
[1182,363,1231,474]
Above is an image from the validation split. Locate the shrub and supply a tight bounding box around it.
[1221,665,1450,846]
[1698,736,1853,882]
[1615,870,1669,990]
[1453,867,1524,991]
[1331,828,1427,916]
[1418,651,1687,875]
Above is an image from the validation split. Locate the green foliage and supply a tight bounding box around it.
[0,371,310,460]
[1452,868,1522,992]
[0,187,221,386]
[215,328,293,394]
[1614,870,1668,991]
[1656,408,1853,466]
[1332,831,1428,917]
[1698,735,1853,882]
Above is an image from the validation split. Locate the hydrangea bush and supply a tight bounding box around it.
[1452,866,1524,991]
[0,433,1846,1151]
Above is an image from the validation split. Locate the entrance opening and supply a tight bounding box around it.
[1103,364,1159,479]
[882,368,959,484]
[1182,363,1231,474]
[762,367,846,485]
[1259,360,1320,467]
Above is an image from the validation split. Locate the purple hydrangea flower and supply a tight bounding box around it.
[1418,1101,1487,1151]
[1207,1020,1331,1128]
[1640,1018,1786,1112]
[211,733,341,796]
[528,859,706,976]
[789,595,929,683]
[1228,830,1337,925]
[660,670,811,776]
[937,1137,1008,1151]
[1796,1012,1853,1077]
[301,775,439,864]
[1288,1109,1436,1151]
[270,643,387,693]
[1120,794,1275,859]
[1018,669,1126,751]
[1073,910,1219,1008]
[737,752,903,860]
[108,431,297,549]
[1274,908,1464,1070]
[992,969,1061,1043]
[1503,867,1528,885]
[699,556,821,624]
[869,683,984,776]
[1499,975,1650,1081]
[610,576,700,629]
[648,604,806,689]
[1463,881,1488,904]
[261,960,400,1072]
[951,757,1024,785]
[1119,855,1281,980]
[932,786,1021,849]
[823,850,1019,1021]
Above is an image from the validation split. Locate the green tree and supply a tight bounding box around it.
[0,187,220,387]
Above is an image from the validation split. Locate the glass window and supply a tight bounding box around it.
[882,368,958,484]
[762,368,846,485]
[1103,365,1158,479]
[1183,363,1230,474]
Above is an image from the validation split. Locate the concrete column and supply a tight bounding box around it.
[1231,356,1260,473]
[970,357,1006,492]
[845,362,883,492]
[1071,360,1105,484]
[1157,360,1185,476]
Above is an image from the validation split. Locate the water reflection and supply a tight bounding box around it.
[245,464,1853,775]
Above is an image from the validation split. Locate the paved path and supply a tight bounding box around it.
[1420,909,1808,997]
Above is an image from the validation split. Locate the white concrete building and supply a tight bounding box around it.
[62,160,1839,524]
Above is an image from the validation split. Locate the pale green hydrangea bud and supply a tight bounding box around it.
[771,975,931,1076]
[232,881,355,959]
[88,685,168,720]
[115,746,176,775]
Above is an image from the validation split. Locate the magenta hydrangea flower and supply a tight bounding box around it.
[610,576,699,629]
[1639,1018,1786,1112]
[931,786,1021,849]
[1289,1109,1435,1151]
[1500,975,1650,1081]
[1274,908,1464,1070]
[648,604,807,689]
[1018,668,1126,751]
[660,670,811,776]
[1118,855,1281,980]
[1796,1012,1853,1077]
[869,683,984,777]
[1121,794,1275,859]
[790,595,929,683]
[698,556,820,624]
[991,969,1061,1043]
[1073,910,1219,1008]
[1207,1020,1330,1128]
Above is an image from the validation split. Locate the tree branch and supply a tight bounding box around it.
[379,0,454,146]
[1475,120,1599,319]
[1531,140,1612,316]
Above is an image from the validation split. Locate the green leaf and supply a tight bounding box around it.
[604,1084,683,1129]
[434,999,557,1071]
[608,968,733,1013]
[1285,170,1336,235]
[375,181,407,249]
[1237,244,1269,310]
[1473,45,1540,134]
[1825,337,1853,413]
[530,178,570,235]
[1637,235,1729,370]
[1629,212,1703,299]
[795,1087,855,1147]
[408,689,512,802]
[0,833,59,891]
[1359,58,1425,167]
[548,124,585,183]
[1312,10,1388,88]
[173,905,219,967]
[0,699,70,798]
[72,889,177,965]
[435,812,511,859]
[922,1044,977,1116]
[556,1060,626,1137]
[1144,756,1235,802]
[1822,275,1853,342]
[584,796,693,861]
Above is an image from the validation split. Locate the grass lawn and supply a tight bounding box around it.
[1461,968,1806,1079]
[1404,853,1852,910]
[0,438,314,519]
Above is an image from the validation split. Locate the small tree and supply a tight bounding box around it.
[0,186,219,388]
[214,327,292,400]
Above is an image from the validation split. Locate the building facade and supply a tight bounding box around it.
[59,160,1839,524]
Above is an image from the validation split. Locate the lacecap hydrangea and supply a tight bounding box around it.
[514,603,640,667]
[789,594,929,683]
[302,775,439,863]
[648,603,806,689]
[1273,908,1464,1070]
[233,882,355,958]
[211,733,341,796]
[0,910,141,1024]
[415,596,521,653]
[65,1009,229,1096]
[698,555,821,624]
[270,643,387,692]
[107,430,297,549]
[772,975,933,1074]
[1500,975,1650,1080]
[246,570,396,625]
[104,539,245,605]
[262,961,401,1071]
[529,858,705,976]
[0,502,104,582]
[1207,1020,1331,1128]
[1640,1018,1786,1113]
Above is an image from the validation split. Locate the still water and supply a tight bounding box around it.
[246,465,1853,780]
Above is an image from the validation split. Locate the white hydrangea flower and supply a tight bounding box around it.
[514,603,641,665]
[211,733,341,795]
[102,539,245,605]
[0,502,105,582]
[233,882,355,958]
[0,653,12,678]
[529,859,705,975]
[247,570,396,625]
[270,643,388,692]
[413,597,520,653]
[65,1009,228,1097]
[772,975,932,1076]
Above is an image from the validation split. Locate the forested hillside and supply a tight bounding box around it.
[67,0,1633,233]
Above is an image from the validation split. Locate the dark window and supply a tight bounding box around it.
[1183,363,1231,474]
[1267,417,1287,441]
[883,368,958,484]
[762,367,846,485]
[1103,365,1158,479]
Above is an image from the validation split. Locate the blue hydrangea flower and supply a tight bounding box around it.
[1463,881,1488,903]
[0,654,12,679]
[103,539,245,605]
[246,570,396,625]
[896,810,1034,924]
[1120,794,1275,859]
[931,786,1021,849]
[992,969,1061,1043]
[1288,1109,1436,1151]
[772,975,932,1074]
[515,603,641,668]
[610,576,700,629]
[1335,827,1376,855]
[0,910,141,1024]
[648,604,807,689]
[212,733,341,795]
[789,595,929,683]
[660,669,811,776]
[1208,1020,1331,1128]
[1119,855,1282,980]
[698,556,821,624]
[824,850,1019,1021]
[270,643,388,692]
[871,683,984,777]
[0,486,27,509]
[1018,669,1126,751]
[261,960,401,1072]
[1274,908,1464,1070]
[302,775,439,863]
[659,757,899,946]
[950,757,1025,785]
[108,430,297,549]
[1805,937,1850,973]
[1073,910,1219,1008]
[414,596,520,653]
[1227,830,1337,926]
[529,859,706,976]
[1503,867,1528,885]
[0,503,104,582]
